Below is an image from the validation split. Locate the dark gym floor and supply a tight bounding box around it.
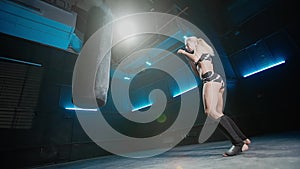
[31,130,300,169]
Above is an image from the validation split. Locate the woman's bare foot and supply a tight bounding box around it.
[243,138,251,145]
[242,143,249,152]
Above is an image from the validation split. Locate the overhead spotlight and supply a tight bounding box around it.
[115,18,138,38]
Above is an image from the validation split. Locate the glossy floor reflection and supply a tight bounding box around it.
[32,131,300,169]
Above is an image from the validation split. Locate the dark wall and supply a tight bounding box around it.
[222,0,300,135]
[0,33,200,169]
[0,33,111,169]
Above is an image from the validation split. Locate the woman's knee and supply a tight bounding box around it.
[205,109,223,119]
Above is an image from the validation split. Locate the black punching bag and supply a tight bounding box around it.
[85,5,112,107]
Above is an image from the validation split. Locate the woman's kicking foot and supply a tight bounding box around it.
[244,138,251,145]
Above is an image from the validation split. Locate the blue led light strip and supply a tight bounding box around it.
[173,85,198,97]
[0,56,42,67]
[243,60,285,78]
[132,103,152,112]
[65,106,98,111]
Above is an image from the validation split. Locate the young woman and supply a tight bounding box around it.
[177,36,251,156]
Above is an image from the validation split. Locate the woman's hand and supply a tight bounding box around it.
[177,49,185,54]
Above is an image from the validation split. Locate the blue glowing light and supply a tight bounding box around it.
[132,103,152,112]
[124,77,130,80]
[173,85,198,97]
[243,60,285,78]
[146,61,152,66]
[65,106,98,111]
[0,56,42,67]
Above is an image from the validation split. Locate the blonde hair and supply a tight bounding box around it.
[185,36,215,56]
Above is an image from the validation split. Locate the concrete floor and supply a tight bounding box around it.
[32,131,300,169]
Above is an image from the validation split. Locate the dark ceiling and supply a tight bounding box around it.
[41,0,297,44]
[39,0,298,78]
